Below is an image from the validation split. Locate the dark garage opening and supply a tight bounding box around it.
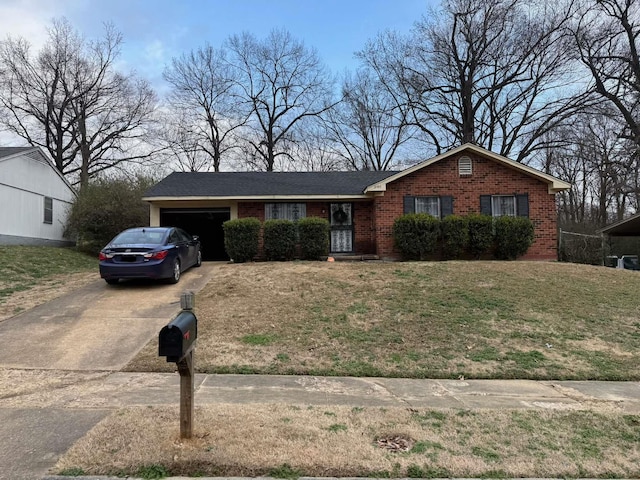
[160,208,230,261]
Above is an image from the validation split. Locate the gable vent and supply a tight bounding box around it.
[458,156,472,175]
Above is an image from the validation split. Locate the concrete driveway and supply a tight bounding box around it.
[0,263,216,371]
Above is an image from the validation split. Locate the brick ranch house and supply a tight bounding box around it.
[143,143,570,261]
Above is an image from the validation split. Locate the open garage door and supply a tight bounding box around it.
[160,208,230,261]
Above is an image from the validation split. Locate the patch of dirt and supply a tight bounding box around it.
[0,271,99,322]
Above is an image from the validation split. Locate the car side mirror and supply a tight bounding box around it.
[192,235,199,242]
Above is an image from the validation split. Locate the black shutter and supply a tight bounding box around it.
[403,195,415,214]
[480,195,492,216]
[516,194,529,217]
[440,196,453,217]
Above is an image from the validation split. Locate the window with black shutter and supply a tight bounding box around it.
[403,195,454,218]
[480,194,529,217]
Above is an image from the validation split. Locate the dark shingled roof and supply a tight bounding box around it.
[0,147,34,159]
[144,171,400,198]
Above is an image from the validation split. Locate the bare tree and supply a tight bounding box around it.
[286,123,342,171]
[359,0,590,161]
[163,44,247,172]
[325,68,413,170]
[226,29,336,171]
[158,109,212,172]
[572,0,640,147]
[0,18,158,186]
[547,110,637,228]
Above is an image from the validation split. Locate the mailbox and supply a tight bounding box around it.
[159,310,197,362]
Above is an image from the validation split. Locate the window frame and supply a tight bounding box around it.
[264,202,307,221]
[414,196,441,218]
[490,195,516,218]
[43,196,53,224]
[480,194,529,218]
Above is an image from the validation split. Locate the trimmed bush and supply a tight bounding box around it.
[494,216,534,260]
[223,217,261,263]
[393,213,440,260]
[298,217,330,260]
[263,219,297,261]
[467,213,494,258]
[441,215,469,259]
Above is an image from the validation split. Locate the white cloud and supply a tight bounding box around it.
[144,39,165,62]
[0,0,78,48]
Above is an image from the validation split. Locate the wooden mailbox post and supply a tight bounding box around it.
[159,291,197,439]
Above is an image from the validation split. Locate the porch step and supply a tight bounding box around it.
[331,254,380,262]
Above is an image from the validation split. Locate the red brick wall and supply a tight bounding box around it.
[237,201,376,256]
[373,154,560,260]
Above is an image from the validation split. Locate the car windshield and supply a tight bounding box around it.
[110,230,165,245]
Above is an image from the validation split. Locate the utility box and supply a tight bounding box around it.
[159,310,197,362]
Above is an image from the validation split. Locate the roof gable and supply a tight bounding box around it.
[0,146,76,194]
[364,143,571,194]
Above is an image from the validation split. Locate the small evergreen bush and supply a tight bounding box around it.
[393,213,440,260]
[494,216,534,260]
[466,213,494,258]
[263,219,297,261]
[298,217,330,260]
[441,215,469,259]
[223,217,261,263]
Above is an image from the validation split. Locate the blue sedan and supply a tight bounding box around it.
[99,227,202,285]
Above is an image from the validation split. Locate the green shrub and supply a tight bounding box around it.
[441,215,469,259]
[64,176,155,254]
[494,216,534,260]
[466,213,494,258]
[393,213,440,260]
[263,219,297,261]
[223,217,261,263]
[298,217,330,260]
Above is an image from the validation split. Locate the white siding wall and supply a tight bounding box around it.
[0,153,75,243]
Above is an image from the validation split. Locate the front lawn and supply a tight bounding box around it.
[0,246,98,319]
[126,261,640,380]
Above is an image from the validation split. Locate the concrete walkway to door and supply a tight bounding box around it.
[0,263,216,371]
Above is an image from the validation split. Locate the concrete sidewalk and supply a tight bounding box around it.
[0,372,637,480]
[6,371,640,412]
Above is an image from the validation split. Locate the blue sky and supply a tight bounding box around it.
[1,0,439,92]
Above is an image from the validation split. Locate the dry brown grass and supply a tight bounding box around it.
[126,261,640,380]
[55,404,640,478]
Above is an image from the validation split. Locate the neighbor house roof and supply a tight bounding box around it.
[0,146,76,194]
[599,212,640,236]
[0,147,36,159]
[364,143,571,194]
[143,171,399,200]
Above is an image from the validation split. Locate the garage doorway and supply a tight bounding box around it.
[160,208,230,261]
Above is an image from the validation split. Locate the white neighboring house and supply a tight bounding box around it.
[0,147,76,246]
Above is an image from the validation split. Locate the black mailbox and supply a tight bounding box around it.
[159,310,197,362]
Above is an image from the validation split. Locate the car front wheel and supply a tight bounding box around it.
[168,259,181,284]
[195,250,202,267]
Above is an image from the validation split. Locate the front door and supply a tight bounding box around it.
[330,203,354,253]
